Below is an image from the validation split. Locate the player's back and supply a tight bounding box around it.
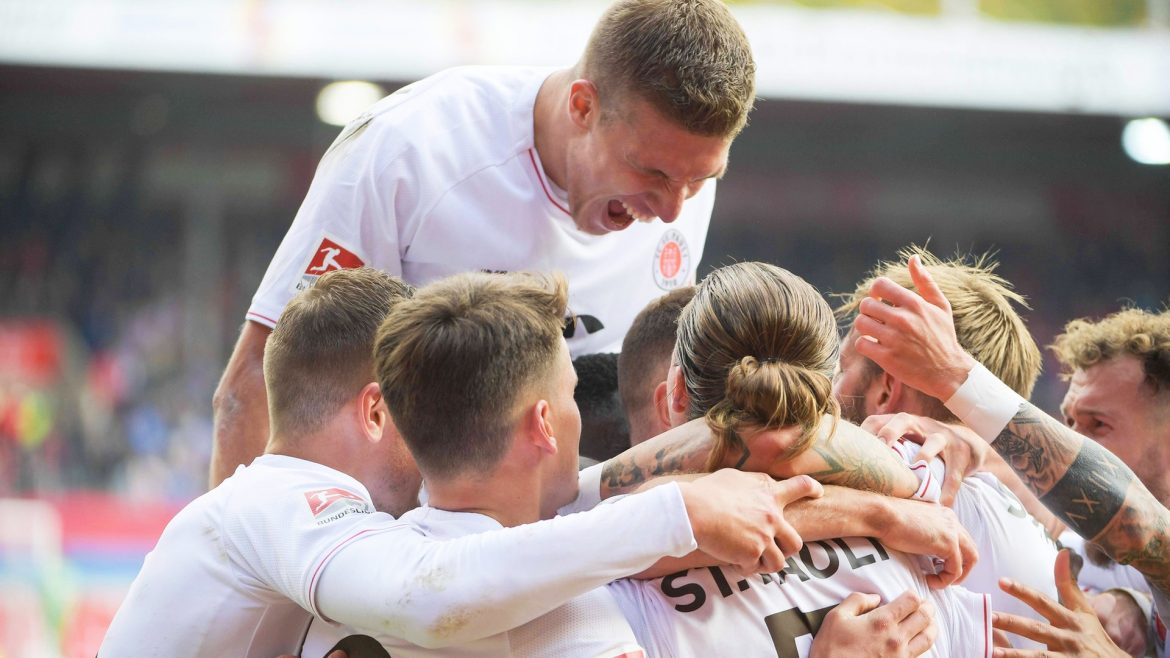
[609,536,991,658]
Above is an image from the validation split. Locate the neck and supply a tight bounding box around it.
[532,68,574,190]
[267,423,356,477]
[425,464,544,528]
[266,418,418,517]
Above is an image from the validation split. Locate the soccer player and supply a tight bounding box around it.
[608,262,995,657]
[618,285,696,446]
[211,0,758,486]
[1048,307,1170,655]
[316,270,656,655]
[852,255,1170,656]
[100,268,827,658]
[833,248,1060,649]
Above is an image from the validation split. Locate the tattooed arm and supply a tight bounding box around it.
[995,403,1170,597]
[599,416,920,499]
[852,255,1170,598]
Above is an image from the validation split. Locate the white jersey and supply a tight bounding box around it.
[305,506,645,658]
[609,536,991,658]
[896,442,1059,650]
[248,65,713,356]
[100,455,696,657]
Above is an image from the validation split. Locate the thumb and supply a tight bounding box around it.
[1053,549,1090,612]
[836,591,883,617]
[773,474,824,505]
[908,255,950,313]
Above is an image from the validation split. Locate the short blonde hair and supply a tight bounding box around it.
[1052,308,1170,393]
[582,0,756,137]
[837,247,1043,404]
[374,272,570,480]
[677,262,839,471]
[264,267,413,438]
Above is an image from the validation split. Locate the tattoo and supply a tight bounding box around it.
[805,443,894,496]
[732,445,751,470]
[601,448,689,497]
[995,402,1170,598]
[1041,439,1133,539]
[992,403,1078,496]
[1098,497,1170,597]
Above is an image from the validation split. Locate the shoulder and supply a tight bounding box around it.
[352,66,547,162]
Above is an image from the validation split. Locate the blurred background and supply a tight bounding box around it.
[1,0,1168,655]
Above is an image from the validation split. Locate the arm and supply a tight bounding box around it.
[637,485,976,587]
[597,416,920,500]
[853,255,1170,599]
[316,475,820,648]
[210,321,272,487]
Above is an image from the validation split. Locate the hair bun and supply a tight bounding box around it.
[703,355,838,471]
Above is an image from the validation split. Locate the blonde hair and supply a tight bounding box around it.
[1052,308,1170,393]
[264,267,413,438]
[373,271,570,480]
[676,262,839,471]
[836,246,1043,407]
[582,0,756,137]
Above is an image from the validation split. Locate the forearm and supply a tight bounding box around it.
[785,485,893,541]
[210,325,271,487]
[777,418,920,498]
[599,419,711,498]
[316,484,697,647]
[989,402,1170,599]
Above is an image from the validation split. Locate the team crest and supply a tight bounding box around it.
[294,234,366,293]
[304,487,372,525]
[652,229,691,291]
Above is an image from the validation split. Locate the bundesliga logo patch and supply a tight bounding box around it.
[304,487,372,525]
[294,235,365,293]
[652,229,691,291]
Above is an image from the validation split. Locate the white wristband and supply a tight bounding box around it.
[943,362,1027,443]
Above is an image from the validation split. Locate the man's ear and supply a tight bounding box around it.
[653,380,671,430]
[872,370,906,416]
[359,382,387,443]
[524,399,558,455]
[567,79,600,130]
[667,365,689,415]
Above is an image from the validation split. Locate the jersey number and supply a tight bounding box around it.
[765,604,839,658]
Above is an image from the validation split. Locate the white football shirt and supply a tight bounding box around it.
[248,66,713,356]
[99,455,696,657]
[609,536,991,658]
[897,442,1059,650]
[304,506,647,658]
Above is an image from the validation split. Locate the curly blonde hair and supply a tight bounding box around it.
[1051,308,1170,393]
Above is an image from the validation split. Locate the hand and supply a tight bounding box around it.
[810,590,938,658]
[862,412,991,506]
[1089,590,1149,657]
[853,255,977,402]
[679,470,823,574]
[877,496,978,588]
[992,549,1129,657]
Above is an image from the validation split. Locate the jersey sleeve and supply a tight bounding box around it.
[247,114,411,328]
[314,482,697,649]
